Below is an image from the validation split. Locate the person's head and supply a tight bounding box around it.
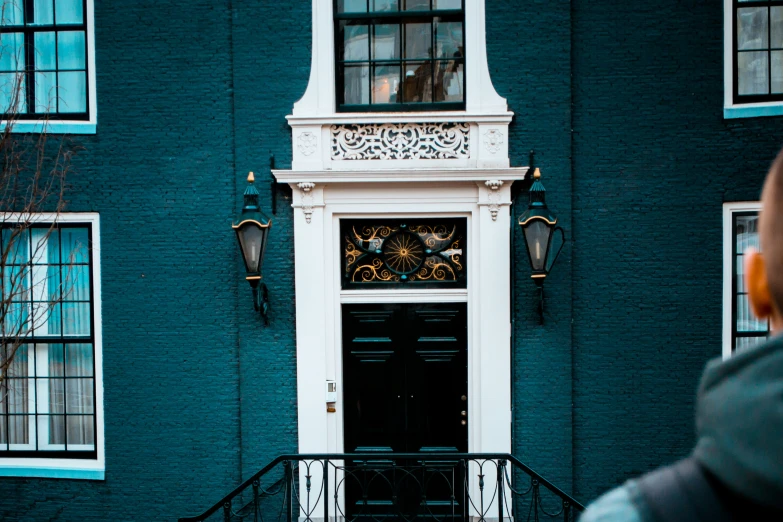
[745,148,783,332]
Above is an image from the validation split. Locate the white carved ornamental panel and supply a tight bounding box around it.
[331,123,470,160]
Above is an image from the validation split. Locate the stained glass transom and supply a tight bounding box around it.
[342,218,466,288]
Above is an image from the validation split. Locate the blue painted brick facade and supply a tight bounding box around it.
[0,0,780,518]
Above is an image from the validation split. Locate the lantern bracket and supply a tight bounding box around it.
[252,283,270,325]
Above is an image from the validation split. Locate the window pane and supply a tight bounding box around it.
[772,7,783,48]
[32,0,54,25]
[47,343,64,376]
[338,0,367,13]
[736,214,760,251]
[7,344,29,378]
[434,0,460,8]
[405,23,431,59]
[66,415,94,445]
[737,7,769,51]
[736,253,746,293]
[34,31,56,70]
[372,65,400,103]
[34,71,56,112]
[65,343,92,377]
[737,51,769,95]
[373,24,400,60]
[773,51,783,93]
[60,227,89,264]
[62,301,89,335]
[402,62,431,102]
[343,64,369,104]
[31,228,59,264]
[435,20,462,58]
[57,31,85,70]
[49,378,64,413]
[49,414,64,444]
[65,378,93,413]
[3,265,30,302]
[5,303,31,337]
[55,0,83,24]
[434,60,463,102]
[63,264,89,301]
[341,23,369,61]
[403,0,429,10]
[371,0,398,11]
[0,72,26,113]
[736,336,767,353]
[1,1,24,26]
[57,71,86,113]
[737,295,767,331]
[0,33,25,71]
[2,227,29,264]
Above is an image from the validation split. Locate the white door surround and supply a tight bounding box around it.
[271,171,526,473]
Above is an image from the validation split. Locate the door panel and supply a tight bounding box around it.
[342,303,468,519]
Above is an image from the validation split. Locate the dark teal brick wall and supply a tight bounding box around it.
[2,0,781,517]
[1,1,246,520]
[571,0,782,502]
[486,0,575,494]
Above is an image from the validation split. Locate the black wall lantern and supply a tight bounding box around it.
[518,168,564,324]
[233,172,272,323]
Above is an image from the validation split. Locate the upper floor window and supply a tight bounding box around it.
[723,203,771,356]
[335,0,465,112]
[0,0,91,122]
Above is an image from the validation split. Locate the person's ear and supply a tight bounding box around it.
[745,248,774,320]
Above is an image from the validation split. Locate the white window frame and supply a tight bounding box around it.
[2,0,97,134]
[0,212,104,479]
[724,0,783,119]
[722,202,766,359]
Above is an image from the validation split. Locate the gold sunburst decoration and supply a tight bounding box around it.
[382,231,424,274]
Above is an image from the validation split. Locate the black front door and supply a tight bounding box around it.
[342,303,468,518]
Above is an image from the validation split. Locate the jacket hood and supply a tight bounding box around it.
[693,335,783,509]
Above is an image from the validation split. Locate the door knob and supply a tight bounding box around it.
[461,410,466,417]
[461,420,467,426]
[461,395,467,401]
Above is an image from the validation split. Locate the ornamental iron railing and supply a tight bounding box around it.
[178,453,584,522]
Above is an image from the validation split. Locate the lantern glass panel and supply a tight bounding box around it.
[236,224,266,274]
[523,220,551,272]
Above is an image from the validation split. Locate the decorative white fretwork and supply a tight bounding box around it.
[298,182,316,223]
[331,123,470,160]
[485,180,504,221]
[483,129,504,155]
[297,132,318,156]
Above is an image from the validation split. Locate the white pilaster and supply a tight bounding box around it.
[291,183,328,519]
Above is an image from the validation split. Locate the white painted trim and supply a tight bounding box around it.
[723,1,783,118]
[0,212,105,479]
[340,288,468,304]
[722,202,762,360]
[283,178,513,518]
[273,167,528,183]
[2,0,97,134]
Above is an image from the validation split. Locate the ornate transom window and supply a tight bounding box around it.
[335,0,465,112]
[342,218,466,288]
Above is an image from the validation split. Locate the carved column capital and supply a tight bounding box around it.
[291,182,323,224]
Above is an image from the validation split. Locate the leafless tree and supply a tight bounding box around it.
[0,58,81,386]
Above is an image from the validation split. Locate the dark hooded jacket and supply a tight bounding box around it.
[579,335,783,521]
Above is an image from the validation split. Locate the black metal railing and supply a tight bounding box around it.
[179,453,584,522]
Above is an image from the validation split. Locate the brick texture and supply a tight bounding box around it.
[1,0,780,518]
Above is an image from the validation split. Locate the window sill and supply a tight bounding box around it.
[0,464,104,480]
[724,103,783,119]
[0,120,97,134]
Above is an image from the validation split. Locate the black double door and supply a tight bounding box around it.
[342,303,468,518]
